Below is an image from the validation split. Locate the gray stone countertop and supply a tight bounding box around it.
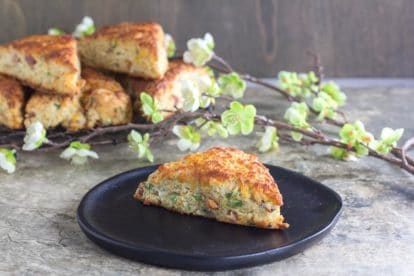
[1,81,413,275]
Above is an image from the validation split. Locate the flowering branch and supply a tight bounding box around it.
[0,26,413,177]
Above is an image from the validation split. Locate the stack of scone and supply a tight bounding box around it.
[0,22,209,131]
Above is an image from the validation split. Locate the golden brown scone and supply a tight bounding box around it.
[0,75,25,129]
[81,67,132,128]
[0,35,83,95]
[122,60,209,120]
[24,92,86,132]
[78,22,168,79]
[134,147,289,229]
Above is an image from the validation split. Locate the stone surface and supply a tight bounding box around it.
[1,82,414,275]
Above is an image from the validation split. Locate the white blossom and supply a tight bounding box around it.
[183,33,214,67]
[181,80,200,112]
[0,149,16,174]
[257,126,279,153]
[60,142,98,165]
[73,16,95,38]
[172,125,200,151]
[23,122,48,151]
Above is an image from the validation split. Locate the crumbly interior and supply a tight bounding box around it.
[135,180,287,229]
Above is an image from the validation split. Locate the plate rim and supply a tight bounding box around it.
[77,164,343,270]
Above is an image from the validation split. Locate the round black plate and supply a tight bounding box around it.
[77,164,342,271]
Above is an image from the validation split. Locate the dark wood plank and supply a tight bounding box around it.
[0,0,413,77]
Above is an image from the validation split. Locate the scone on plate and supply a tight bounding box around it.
[24,92,86,132]
[78,22,168,79]
[122,60,210,120]
[134,147,289,229]
[81,67,132,128]
[0,75,25,129]
[0,35,83,95]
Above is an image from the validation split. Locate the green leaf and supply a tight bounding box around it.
[284,102,309,128]
[221,101,256,136]
[0,148,16,164]
[84,24,95,36]
[278,71,318,98]
[140,92,164,123]
[218,72,246,99]
[48,28,65,35]
[70,141,90,150]
[330,147,348,160]
[128,130,143,143]
[199,120,229,138]
[290,131,303,141]
[173,125,201,151]
[257,126,279,152]
[151,112,164,123]
[321,82,346,106]
[312,91,339,121]
[165,33,176,57]
[380,127,404,146]
[127,130,154,163]
[354,143,369,157]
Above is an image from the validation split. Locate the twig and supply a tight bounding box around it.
[211,57,346,127]
[306,51,323,87]
[401,136,414,167]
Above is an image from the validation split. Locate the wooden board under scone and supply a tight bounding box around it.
[78,22,168,80]
[120,60,209,121]
[0,35,83,95]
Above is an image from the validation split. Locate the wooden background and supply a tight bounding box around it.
[0,0,413,77]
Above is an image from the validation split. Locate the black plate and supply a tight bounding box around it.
[77,164,342,271]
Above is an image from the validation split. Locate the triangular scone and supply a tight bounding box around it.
[122,60,209,120]
[0,35,83,95]
[78,22,168,79]
[134,147,289,229]
[24,92,86,132]
[81,67,132,128]
[0,75,25,129]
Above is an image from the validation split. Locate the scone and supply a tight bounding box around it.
[0,35,83,95]
[81,67,132,128]
[134,147,289,229]
[24,92,86,132]
[78,22,168,79]
[0,75,25,129]
[122,60,209,120]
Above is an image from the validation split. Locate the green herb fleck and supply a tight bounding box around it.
[225,191,243,208]
[193,193,204,202]
[169,192,180,204]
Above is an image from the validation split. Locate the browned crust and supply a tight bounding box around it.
[147,147,284,206]
[81,22,163,52]
[0,75,24,108]
[7,76,85,96]
[0,75,25,129]
[81,67,124,93]
[1,35,80,72]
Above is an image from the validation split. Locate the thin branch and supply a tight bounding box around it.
[401,136,414,167]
